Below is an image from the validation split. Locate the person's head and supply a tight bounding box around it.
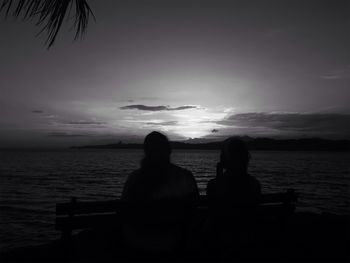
[143,131,171,165]
[220,137,250,174]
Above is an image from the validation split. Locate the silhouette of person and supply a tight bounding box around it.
[121,131,199,256]
[206,137,261,258]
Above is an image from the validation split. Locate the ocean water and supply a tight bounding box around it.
[0,149,349,251]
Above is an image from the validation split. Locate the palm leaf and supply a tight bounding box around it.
[1,0,95,48]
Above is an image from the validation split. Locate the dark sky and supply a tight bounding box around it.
[0,0,349,147]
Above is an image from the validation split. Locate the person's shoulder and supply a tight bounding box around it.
[170,164,197,185]
[170,163,192,175]
[130,168,141,176]
[206,178,217,192]
[247,174,260,184]
[122,169,142,200]
[247,174,261,190]
[207,177,217,186]
[207,177,223,198]
[126,169,142,181]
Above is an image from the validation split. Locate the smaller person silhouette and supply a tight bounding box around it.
[206,137,261,258]
[121,131,199,256]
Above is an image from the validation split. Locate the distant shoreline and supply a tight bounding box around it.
[71,137,350,152]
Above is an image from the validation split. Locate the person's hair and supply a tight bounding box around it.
[220,137,250,173]
[142,131,171,166]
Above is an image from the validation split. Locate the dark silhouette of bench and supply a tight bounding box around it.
[56,189,298,240]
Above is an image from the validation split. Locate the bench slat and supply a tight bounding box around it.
[55,191,298,236]
[56,200,123,215]
[56,213,118,230]
[56,192,297,216]
[56,203,294,231]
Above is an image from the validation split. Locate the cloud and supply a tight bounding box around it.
[217,112,350,138]
[146,121,178,126]
[55,120,107,128]
[32,110,43,114]
[120,104,198,111]
[47,132,90,137]
[169,106,198,111]
[65,120,106,125]
[321,65,350,80]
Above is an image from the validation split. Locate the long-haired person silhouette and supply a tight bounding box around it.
[121,131,199,256]
[206,137,261,257]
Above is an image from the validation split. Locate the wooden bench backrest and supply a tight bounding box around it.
[55,189,298,235]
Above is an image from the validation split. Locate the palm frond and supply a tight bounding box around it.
[1,0,95,48]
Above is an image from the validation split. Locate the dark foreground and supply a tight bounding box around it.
[1,212,349,262]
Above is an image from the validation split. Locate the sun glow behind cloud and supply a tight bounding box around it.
[167,108,226,138]
[119,105,226,139]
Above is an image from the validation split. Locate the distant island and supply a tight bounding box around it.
[71,137,350,151]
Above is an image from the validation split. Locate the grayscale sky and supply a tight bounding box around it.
[0,0,349,147]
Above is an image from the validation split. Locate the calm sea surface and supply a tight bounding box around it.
[0,149,349,251]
